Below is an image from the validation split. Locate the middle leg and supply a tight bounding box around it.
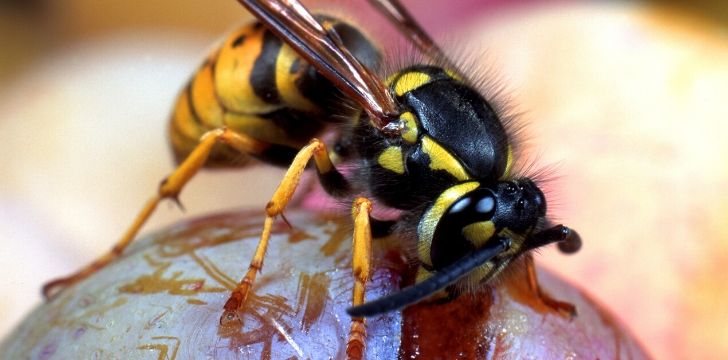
[221,138,352,324]
[347,197,374,360]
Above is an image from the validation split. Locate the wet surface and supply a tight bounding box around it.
[1,209,647,359]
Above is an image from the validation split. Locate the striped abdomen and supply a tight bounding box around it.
[169,17,379,167]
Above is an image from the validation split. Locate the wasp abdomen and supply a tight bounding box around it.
[169,17,380,167]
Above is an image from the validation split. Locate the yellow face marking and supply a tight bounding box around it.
[421,136,471,181]
[394,71,432,97]
[415,266,433,284]
[377,146,405,174]
[501,144,514,179]
[400,112,419,143]
[417,181,480,267]
[275,45,317,112]
[461,221,496,248]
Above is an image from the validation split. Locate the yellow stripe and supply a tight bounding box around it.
[444,68,462,82]
[461,221,496,248]
[168,121,196,159]
[417,181,480,267]
[170,90,203,141]
[500,144,514,179]
[415,266,433,283]
[215,26,280,114]
[190,61,224,129]
[421,136,470,181]
[275,45,317,112]
[377,146,405,174]
[400,111,418,143]
[394,71,432,97]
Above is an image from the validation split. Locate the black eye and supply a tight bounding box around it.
[449,197,471,214]
[445,189,496,220]
[506,183,517,193]
[431,188,497,271]
[475,196,494,214]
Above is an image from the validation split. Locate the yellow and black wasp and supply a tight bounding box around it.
[43,0,582,356]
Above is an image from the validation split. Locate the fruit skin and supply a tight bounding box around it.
[0,209,648,359]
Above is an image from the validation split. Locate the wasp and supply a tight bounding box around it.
[43,0,581,357]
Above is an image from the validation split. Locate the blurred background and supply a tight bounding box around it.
[1,0,728,358]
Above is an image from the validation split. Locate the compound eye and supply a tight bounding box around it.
[448,196,471,215]
[475,196,495,215]
[446,188,497,220]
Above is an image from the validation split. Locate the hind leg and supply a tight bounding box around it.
[42,128,279,299]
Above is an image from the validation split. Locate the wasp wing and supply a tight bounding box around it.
[368,0,459,73]
[236,0,399,128]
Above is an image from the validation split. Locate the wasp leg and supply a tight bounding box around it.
[42,128,271,300]
[220,138,350,324]
[348,197,373,360]
[523,254,577,318]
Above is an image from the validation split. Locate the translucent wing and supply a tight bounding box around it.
[368,0,459,72]
[236,0,400,129]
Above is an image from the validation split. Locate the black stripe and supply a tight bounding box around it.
[250,30,282,105]
[185,81,206,129]
[208,51,232,114]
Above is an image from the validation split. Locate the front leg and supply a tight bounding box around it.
[348,197,374,360]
